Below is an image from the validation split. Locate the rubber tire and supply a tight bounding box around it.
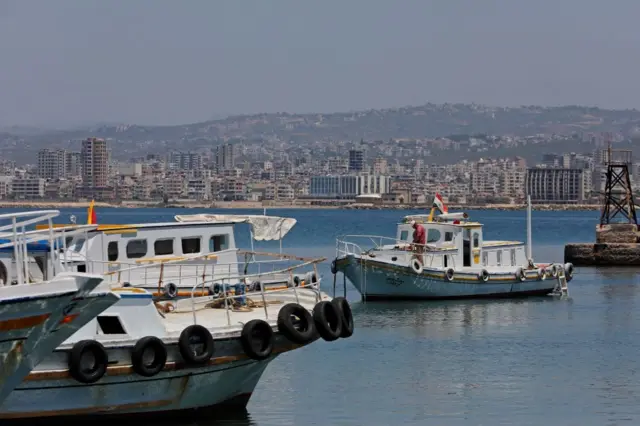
[277,303,316,344]
[293,276,301,287]
[240,319,274,360]
[178,324,215,365]
[68,340,108,384]
[131,336,167,377]
[165,282,178,299]
[411,259,423,274]
[564,263,574,282]
[312,301,343,342]
[330,259,337,274]
[331,297,354,338]
[445,268,455,282]
[479,269,489,282]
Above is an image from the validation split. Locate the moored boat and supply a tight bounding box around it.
[23,213,320,300]
[333,196,572,301]
[0,244,354,420]
[0,210,119,404]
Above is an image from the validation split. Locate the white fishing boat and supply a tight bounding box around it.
[0,236,354,420]
[333,196,572,300]
[19,212,320,301]
[0,210,119,404]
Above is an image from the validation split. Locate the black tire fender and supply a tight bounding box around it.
[131,336,167,377]
[68,340,108,384]
[178,324,215,365]
[240,319,274,360]
[312,300,342,342]
[330,259,337,274]
[331,296,354,338]
[277,302,316,344]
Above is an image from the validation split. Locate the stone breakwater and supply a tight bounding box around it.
[565,224,640,266]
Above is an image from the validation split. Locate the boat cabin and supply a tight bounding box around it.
[395,213,528,270]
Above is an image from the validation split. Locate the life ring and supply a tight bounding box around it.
[330,259,337,274]
[240,319,274,360]
[478,269,490,282]
[68,340,108,384]
[411,259,423,274]
[444,268,455,282]
[312,301,343,342]
[564,262,574,282]
[178,324,215,365]
[331,297,354,338]
[277,303,316,344]
[131,336,167,377]
[515,267,526,282]
[164,282,178,299]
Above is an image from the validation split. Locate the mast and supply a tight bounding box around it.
[526,194,532,261]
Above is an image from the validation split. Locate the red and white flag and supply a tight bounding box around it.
[433,192,448,214]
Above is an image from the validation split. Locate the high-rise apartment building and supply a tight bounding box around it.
[216,144,235,171]
[349,149,364,172]
[37,149,67,180]
[81,137,109,188]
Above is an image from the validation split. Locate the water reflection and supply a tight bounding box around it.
[38,410,256,426]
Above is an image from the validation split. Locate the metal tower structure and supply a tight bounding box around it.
[599,143,637,226]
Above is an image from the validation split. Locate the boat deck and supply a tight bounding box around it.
[162,288,327,335]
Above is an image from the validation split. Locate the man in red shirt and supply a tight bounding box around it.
[410,220,426,262]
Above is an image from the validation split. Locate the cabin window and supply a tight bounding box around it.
[426,229,441,243]
[496,250,502,266]
[444,232,454,242]
[473,232,480,248]
[97,316,126,334]
[510,249,516,266]
[126,239,147,259]
[181,237,201,254]
[107,241,118,261]
[154,238,174,256]
[482,251,488,266]
[400,230,409,241]
[71,238,85,252]
[209,235,228,252]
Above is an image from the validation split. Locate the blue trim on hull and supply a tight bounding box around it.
[361,288,553,301]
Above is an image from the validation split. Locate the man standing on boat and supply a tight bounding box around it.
[410,219,426,263]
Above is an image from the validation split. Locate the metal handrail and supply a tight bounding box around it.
[187,256,325,326]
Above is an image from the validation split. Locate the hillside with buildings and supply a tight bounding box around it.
[0,102,638,207]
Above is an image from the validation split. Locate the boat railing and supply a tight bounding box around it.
[185,255,326,327]
[0,210,99,285]
[88,249,321,294]
[336,234,455,267]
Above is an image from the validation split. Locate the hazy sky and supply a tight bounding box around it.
[2,0,640,127]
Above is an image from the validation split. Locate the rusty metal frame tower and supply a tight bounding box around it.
[599,143,638,226]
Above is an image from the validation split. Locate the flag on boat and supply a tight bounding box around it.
[87,199,97,225]
[433,193,448,214]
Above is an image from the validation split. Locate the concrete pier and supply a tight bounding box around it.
[565,224,640,266]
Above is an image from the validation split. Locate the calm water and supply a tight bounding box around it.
[12,207,640,425]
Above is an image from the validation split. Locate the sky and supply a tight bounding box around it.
[1,0,640,128]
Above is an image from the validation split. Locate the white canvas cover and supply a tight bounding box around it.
[173,214,297,241]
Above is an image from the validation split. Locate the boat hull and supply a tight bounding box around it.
[0,357,271,420]
[336,255,557,300]
[0,331,307,420]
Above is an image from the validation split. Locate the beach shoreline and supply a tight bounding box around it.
[0,200,603,211]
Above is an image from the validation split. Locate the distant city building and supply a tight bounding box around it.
[309,174,391,198]
[81,137,109,188]
[169,151,202,170]
[37,149,67,180]
[526,168,586,204]
[216,144,235,171]
[348,149,364,172]
[11,178,45,199]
